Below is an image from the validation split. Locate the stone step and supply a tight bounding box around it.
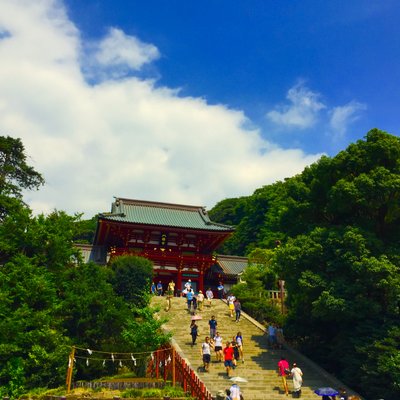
[152,296,359,399]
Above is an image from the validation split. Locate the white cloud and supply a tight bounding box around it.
[96,28,159,69]
[82,27,160,80]
[266,82,326,129]
[329,101,367,140]
[0,0,322,217]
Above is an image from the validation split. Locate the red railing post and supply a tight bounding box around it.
[155,350,159,378]
[155,344,213,400]
[172,347,176,386]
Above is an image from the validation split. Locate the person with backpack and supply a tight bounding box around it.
[277,356,290,396]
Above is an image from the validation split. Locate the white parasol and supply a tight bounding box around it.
[229,376,248,383]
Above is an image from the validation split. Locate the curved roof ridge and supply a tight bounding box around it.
[100,197,235,232]
[116,197,205,212]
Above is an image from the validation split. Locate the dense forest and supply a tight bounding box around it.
[0,136,170,399]
[1,130,399,399]
[209,129,400,399]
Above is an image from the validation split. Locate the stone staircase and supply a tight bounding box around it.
[151,296,356,400]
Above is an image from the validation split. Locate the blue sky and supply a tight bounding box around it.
[65,0,400,154]
[0,0,399,217]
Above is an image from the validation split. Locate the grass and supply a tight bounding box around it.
[20,385,194,400]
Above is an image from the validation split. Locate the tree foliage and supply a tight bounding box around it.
[0,136,44,220]
[211,129,400,399]
[0,135,170,398]
[109,255,154,308]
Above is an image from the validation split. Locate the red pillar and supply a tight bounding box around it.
[199,267,204,292]
[177,266,182,294]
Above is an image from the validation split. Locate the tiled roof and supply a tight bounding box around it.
[215,255,248,276]
[99,198,234,231]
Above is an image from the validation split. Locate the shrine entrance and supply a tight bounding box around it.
[93,198,235,293]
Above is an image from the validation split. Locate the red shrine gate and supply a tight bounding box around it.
[93,198,235,293]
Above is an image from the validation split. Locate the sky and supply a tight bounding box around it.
[0,0,399,218]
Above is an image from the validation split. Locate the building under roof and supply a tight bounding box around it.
[79,197,248,294]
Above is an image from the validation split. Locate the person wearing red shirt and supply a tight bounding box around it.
[223,341,235,377]
[277,356,290,396]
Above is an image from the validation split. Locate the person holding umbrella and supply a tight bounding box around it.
[229,377,247,399]
[314,387,339,400]
[229,382,242,400]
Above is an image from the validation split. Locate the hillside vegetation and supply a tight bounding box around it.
[1,130,399,399]
[209,129,400,399]
[0,136,170,399]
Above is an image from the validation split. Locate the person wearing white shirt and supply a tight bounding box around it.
[291,362,303,398]
[229,383,242,400]
[213,332,223,362]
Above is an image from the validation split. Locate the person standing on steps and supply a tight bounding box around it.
[191,291,197,314]
[214,332,224,362]
[209,315,218,338]
[190,320,198,346]
[206,287,214,306]
[227,293,236,317]
[290,362,303,398]
[182,279,191,296]
[229,383,242,400]
[235,332,244,362]
[217,282,225,299]
[151,282,156,295]
[186,288,194,311]
[234,299,241,322]
[276,325,285,349]
[200,336,211,372]
[268,323,277,349]
[156,281,163,296]
[197,290,204,311]
[223,341,234,377]
[231,339,239,368]
[167,280,175,296]
[277,356,290,396]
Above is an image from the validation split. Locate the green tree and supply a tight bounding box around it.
[109,255,154,308]
[59,262,129,348]
[231,250,282,324]
[122,306,171,353]
[0,136,44,219]
[216,129,400,398]
[0,255,70,395]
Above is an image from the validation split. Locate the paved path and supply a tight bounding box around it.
[152,296,356,400]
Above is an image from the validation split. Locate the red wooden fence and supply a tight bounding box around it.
[147,346,213,400]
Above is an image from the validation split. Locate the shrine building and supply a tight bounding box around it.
[82,197,247,294]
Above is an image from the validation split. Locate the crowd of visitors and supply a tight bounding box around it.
[151,280,354,400]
